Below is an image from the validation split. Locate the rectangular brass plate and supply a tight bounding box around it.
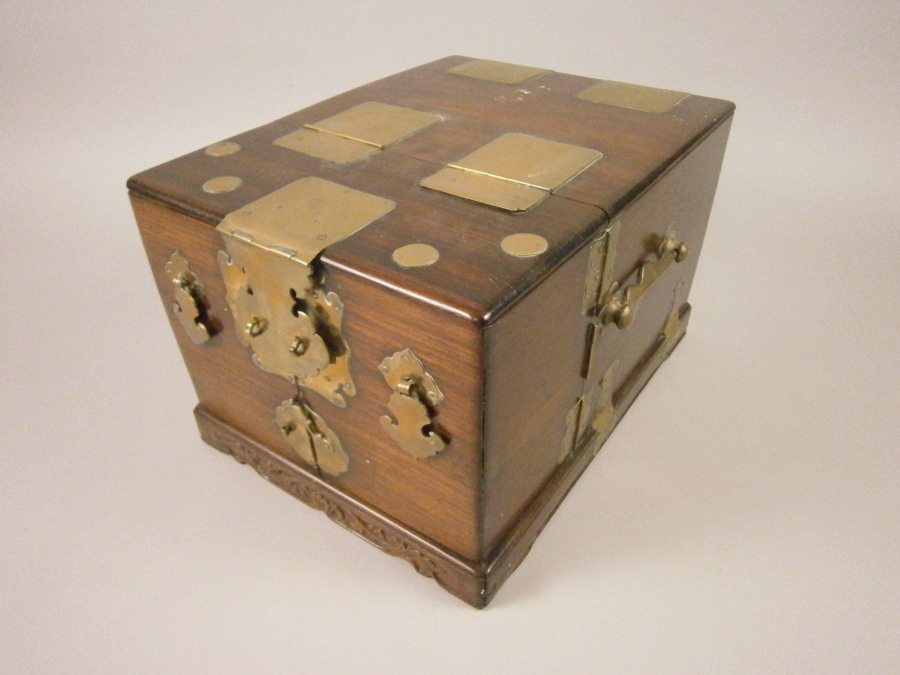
[217,176,395,264]
[576,81,688,113]
[446,59,550,85]
[273,128,380,164]
[420,133,602,211]
[273,101,442,164]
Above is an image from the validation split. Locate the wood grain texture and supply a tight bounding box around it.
[128,56,735,605]
[132,194,484,560]
[481,118,733,553]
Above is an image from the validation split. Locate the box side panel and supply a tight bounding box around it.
[481,117,733,553]
[482,249,593,550]
[579,118,734,430]
[132,195,484,561]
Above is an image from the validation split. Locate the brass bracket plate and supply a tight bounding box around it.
[276,397,348,476]
[581,220,621,318]
[273,101,442,164]
[378,349,447,459]
[576,80,688,113]
[421,133,602,211]
[217,177,395,406]
[446,59,550,85]
[164,250,213,345]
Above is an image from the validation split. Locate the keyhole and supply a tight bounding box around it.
[289,288,307,317]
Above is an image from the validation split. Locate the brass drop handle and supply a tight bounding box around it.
[378,349,447,459]
[600,233,689,329]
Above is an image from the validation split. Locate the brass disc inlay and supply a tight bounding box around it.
[501,233,548,258]
[392,243,440,268]
[204,141,242,157]
[202,176,243,194]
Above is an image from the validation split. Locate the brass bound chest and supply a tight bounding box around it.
[128,56,734,607]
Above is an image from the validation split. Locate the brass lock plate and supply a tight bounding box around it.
[276,398,348,476]
[273,101,443,164]
[420,133,602,211]
[217,177,395,406]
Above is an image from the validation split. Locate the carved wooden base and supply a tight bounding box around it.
[193,310,689,608]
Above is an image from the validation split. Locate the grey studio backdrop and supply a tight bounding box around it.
[1,1,897,673]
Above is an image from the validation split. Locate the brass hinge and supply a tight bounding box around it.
[273,101,442,164]
[576,80,689,113]
[421,133,602,211]
[446,59,550,85]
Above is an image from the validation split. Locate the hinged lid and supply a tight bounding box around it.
[128,56,734,323]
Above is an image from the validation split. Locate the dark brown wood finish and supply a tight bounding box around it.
[133,194,485,560]
[482,119,734,552]
[129,56,734,605]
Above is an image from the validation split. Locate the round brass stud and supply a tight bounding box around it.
[501,233,548,258]
[202,176,243,194]
[392,243,440,268]
[204,140,241,157]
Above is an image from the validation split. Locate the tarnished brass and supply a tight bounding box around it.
[589,360,619,439]
[421,167,546,211]
[273,101,442,164]
[501,233,548,258]
[218,177,395,265]
[576,80,688,113]
[581,220,621,317]
[202,175,243,194]
[392,243,440,268]
[599,230,689,329]
[378,349,447,459]
[421,133,602,211]
[217,177,395,406]
[204,141,241,157]
[275,397,348,476]
[446,59,550,85]
[164,250,213,345]
[662,278,689,345]
[559,398,582,464]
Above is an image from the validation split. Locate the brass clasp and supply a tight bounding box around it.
[216,177,395,407]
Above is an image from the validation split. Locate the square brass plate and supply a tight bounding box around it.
[217,177,395,264]
[420,133,602,211]
[273,101,442,164]
[446,59,550,85]
[576,81,688,113]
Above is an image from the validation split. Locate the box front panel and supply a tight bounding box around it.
[132,195,484,561]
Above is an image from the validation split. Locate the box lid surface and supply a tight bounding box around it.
[128,56,734,323]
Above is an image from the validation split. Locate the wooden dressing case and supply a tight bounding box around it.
[128,56,734,607]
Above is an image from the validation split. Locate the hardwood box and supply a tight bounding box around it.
[128,57,734,607]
